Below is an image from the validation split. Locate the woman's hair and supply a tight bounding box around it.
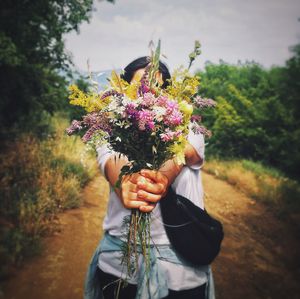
[121,56,171,89]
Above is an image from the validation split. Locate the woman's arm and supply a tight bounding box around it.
[103,141,202,212]
[137,142,202,212]
[103,154,153,210]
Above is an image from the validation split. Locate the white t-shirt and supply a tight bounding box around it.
[96,129,207,290]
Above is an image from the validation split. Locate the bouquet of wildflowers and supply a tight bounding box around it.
[66,40,216,279]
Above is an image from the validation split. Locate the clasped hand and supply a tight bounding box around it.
[121,169,169,213]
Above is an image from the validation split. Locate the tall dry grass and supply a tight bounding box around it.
[0,113,97,278]
[203,159,300,216]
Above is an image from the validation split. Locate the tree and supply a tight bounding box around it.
[0,0,114,132]
[197,54,300,179]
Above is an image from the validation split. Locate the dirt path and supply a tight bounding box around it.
[2,172,300,299]
[2,175,109,299]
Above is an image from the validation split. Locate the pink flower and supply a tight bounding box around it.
[138,109,155,131]
[165,110,183,126]
[193,96,216,108]
[191,123,212,137]
[142,92,156,107]
[148,121,155,130]
[160,129,182,142]
[166,100,178,113]
[156,95,168,106]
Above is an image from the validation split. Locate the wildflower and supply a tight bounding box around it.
[191,115,202,122]
[142,92,156,107]
[164,110,183,126]
[125,102,139,119]
[160,128,182,142]
[179,100,193,115]
[191,122,212,137]
[138,109,155,131]
[66,120,83,135]
[193,96,217,109]
[156,95,168,106]
[101,89,123,100]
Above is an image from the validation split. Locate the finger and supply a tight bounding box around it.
[140,169,168,187]
[126,200,151,209]
[121,180,139,193]
[127,172,142,183]
[122,191,151,208]
[132,174,153,185]
[137,190,161,203]
[137,180,165,195]
[140,169,160,182]
[139,204,156,213]
[128,182,139,193]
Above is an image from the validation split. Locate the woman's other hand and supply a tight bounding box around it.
[137,169,169,213]
[120,173,154,210]
[120,170,168,213]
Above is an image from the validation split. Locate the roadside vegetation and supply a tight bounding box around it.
[0,113,97,279]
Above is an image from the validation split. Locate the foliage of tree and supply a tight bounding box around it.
[0,0,113,134]
[197,48,300,179]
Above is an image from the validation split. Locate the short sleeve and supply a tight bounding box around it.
[187,128,205,170]
[96,144,115,177]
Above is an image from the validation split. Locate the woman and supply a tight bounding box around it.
[84,57,214,299]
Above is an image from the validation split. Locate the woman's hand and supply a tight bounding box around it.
[137,169,169,213]
[120,170,169,213]
[121,173,151,210]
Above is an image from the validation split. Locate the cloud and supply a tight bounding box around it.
[64,0,300,72]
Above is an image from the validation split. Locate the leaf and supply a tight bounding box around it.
[110,70,124,93]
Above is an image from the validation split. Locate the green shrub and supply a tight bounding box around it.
[0,113,97,278]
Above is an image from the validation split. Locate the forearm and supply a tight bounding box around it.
[104,154,129,198]
[184,142,202,166]
[159,142,202,188]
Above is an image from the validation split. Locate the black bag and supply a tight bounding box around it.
[159,187,224,265]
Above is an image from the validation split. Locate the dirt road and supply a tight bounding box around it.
[2,172,300,299]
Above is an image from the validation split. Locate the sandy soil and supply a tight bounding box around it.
[2,172,300,299]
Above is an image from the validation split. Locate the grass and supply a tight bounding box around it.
[203,158,300,216]
[0,113,98,279]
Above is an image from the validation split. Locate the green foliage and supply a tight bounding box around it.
[0,114,97,279]
[0,0,113,132]
[197,49,300,179]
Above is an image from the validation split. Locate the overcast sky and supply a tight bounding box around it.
[64,0,300,72]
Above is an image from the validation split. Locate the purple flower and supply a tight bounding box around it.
[139,82,151,95]
[67,112,111,142]
[147,121,155,130]
[156,95,168,106]
[191,115,202,122]
[160,129,182,142]
[66,120,83,135]
[125,102,138,119]
[166,100,179,113]
[193,96,216,109]
[161,100,183,126]
[101,90,123,100]
[138,64,151,96]
[191,123,212,137]
[137,109,155,131]
[142,92,156,107]
[82,112,100,126]
[82,118,112,142]
[164,110,183,126]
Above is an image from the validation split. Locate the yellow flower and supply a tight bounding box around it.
[165,67,200,102]
[179,100,193,116]
[168,135,188,165]
[124,81,140,100]
[68,84,110,112]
